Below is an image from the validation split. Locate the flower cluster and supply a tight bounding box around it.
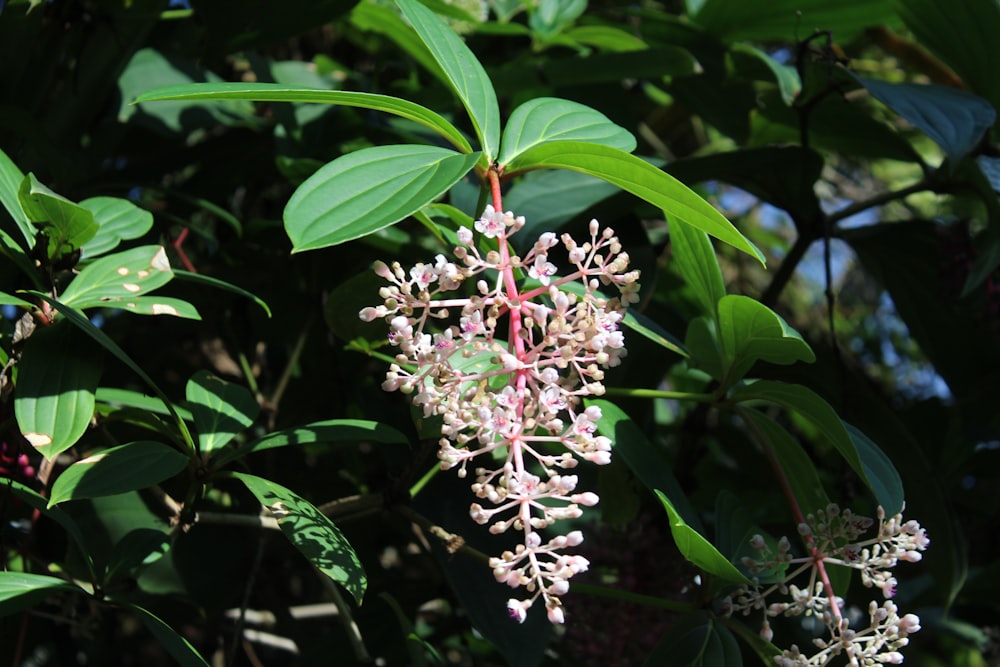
[360,205,639,622]
[726,504,929,665]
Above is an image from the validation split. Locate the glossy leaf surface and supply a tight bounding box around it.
[655,490,751,584]
[49,441,189,506]
[78,196,154,258]
[60,245,174,310]
[186,371,259,455]
[284,145,480,251]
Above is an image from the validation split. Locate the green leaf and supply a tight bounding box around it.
[654,490,751,585]
[49,441,189,506]
[729,380,901,511]
[0,146,34,248]
[669,219,726,319]
[685,316,724,381]
[215,419,408,468]
[591,400,703,530]
[893,0,1000,114]
[0,290,32,308]
[174,269,271,318]
[854,74,996,166]
[395,0,500,160]
[717,295,815,381]
[497,97,636,167]
[78,197,154,258]
[506,141,765,263]
[741,408,831,516]
[843,422,904,515]
[15,323,102,459]
[232,472,366,604]
[186,371,259,455]
[6,479,97,580]
[104,528,172,585]
[26,293,195,451]
[284,145,480,252]
[133,82,472,154]
[96,387,194,422]
[715,491,787,584]
[623,309,689,359]
[107,296,201,319]
[731,44,801,105]
[59,245,173,310]
[529,0,586,38]
[0,572,83,618]
[127,603,210,667]
[563,25,648,51]
[692,0,897,41]
[19,174,98,263]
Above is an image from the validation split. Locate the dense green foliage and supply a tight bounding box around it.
[1,0,998,665]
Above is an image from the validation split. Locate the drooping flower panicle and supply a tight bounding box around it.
[361,205,639,622]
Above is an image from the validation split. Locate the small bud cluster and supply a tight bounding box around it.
[361,205,639,622]
[727,504,929,665]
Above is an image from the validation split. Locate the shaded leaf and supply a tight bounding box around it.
[731,44,801,105]
[15,323,102,459]
[623,309,688,359]
[284,145,480,252]
[6,479,97,580]
[0,572,82,618]
[497,97,636,167]
[78,196,154,258]
[127,603,210,667]
[186,371,259,455]
[685,316,724,381]
[854,74,996,165]
[232,472,366,604]
[729,380,902,512]
[893,0,1000,114]
[506,141,765,263]
[395,0,500,160]
[654,490,751,585]
[591,399,702,530]
[174,269,271,318]
[692,0,896,41]
[49,441,189,506]
[844,422,904,515]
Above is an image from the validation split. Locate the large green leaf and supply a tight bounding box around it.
[18,174,98,263]
[740,408,831,515]
[893,0,1000,114]
[15,323,102,459]
[854,75,996,165]
[692,0,896,41]
[668,219,726,319]
[232,472,366,604]
[127,603,210,667]
[26,294,194,450]
[186,371,259,455]
[591,399,702,530]
[133,82,472,154]
[506,141,764,263]
[284,145,480,252]
[0,572,83,618]
[78,196,154,258]
[497,97,636,166]
[729,380,902,512]
[59,245,174,310]
[49,441,190,506]
[717,295,815,382]
[395,0,500,161]
[0,146,34,248]
[654,490,751,585]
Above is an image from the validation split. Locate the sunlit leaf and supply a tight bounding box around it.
[60,245,173,310]
[126,603,210,667]
[186,371,259,455]
[15,323,102,460]
[18,174,97,263]
[174,269,271,318]
[284,145,480,251]
[655,490,751,584]
[49,441,189,506]
[668,219,726,319]
[0,572,83,618]
[717,295,815,381]
[506,141,765,263]
[0,146,34,247]
[395,0,500,161]
[497,97,635,166]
